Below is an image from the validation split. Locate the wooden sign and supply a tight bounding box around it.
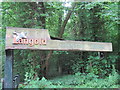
[4,27,113,89]
[5,27,112,52]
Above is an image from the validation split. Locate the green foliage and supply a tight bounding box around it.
[1,2,119,88]
[87,56,106,76]
[24,72,34,84]
[71,59,84,73]
[20,77,58,88]
[14,50,46,81]
[20,71,120,88]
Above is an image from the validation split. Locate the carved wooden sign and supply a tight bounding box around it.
[5,27,112,52]
[6,27,50,49]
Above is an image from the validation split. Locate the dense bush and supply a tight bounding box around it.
[19,71,120,88]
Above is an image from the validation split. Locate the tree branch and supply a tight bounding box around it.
[59,3,76,38]
[44,3,76,77]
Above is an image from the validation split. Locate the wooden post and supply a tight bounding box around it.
[4,50,14,88]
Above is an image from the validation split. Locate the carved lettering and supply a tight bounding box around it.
[13,37,47,47]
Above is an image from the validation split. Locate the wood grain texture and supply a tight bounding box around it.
[5,27,112,52]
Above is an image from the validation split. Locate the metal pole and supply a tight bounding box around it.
[4,50,14,88]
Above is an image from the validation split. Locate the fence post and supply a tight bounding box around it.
[4,50,14,88]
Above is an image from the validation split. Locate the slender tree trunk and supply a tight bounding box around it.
[78,7,86,73]
[38,2,46,29]
[58,13,62,36]
[45,3,76,76]
[30,2,47,78]
[59,3,76,38]
[58,3,76,75]
[117,21,120,72]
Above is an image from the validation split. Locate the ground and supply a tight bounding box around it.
[19,72,120,88]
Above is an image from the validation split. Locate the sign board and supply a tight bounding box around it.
[4,27,113,88]
[5,27,112,52]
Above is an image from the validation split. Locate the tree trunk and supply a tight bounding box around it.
[59,3,76,38]
[45,3,76,76]
[30,2,47,78]
[38,2,46,29]
[117,23,120,72]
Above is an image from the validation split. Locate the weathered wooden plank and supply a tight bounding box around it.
[6,40,112,52]
[6,27,50,46]
[5,27,112,52]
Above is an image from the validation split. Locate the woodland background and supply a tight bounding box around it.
[0,2,120,88]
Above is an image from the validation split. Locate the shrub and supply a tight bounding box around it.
[19,71,120,88]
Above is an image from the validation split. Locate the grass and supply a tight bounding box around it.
[19,72,120,88]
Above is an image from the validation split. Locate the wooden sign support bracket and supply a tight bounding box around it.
[4,50,14,88]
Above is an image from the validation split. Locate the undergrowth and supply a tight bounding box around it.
[19,71,120,88]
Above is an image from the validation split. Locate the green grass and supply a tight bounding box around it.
[19,73,120,88]
[49,73,120,88]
